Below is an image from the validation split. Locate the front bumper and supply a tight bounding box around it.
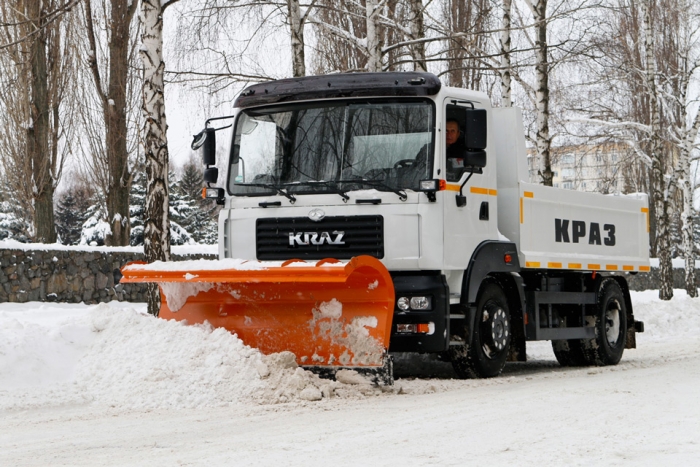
[388,272,450,353]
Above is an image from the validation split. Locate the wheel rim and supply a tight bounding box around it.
[605,299,622,346]
[481,302,510,358]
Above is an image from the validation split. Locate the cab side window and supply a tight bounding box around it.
[445,105,467,181]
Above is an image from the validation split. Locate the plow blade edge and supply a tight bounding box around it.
[120,256,394,368]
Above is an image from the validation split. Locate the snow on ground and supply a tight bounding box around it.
[1,291,699,465]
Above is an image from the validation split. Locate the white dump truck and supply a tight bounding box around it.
[123,72,648,379]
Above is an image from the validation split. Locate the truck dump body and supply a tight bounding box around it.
[493,107,650,272]
[515,182,649,272]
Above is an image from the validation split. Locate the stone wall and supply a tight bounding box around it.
[623,267,698,292]
[0,246,696,304]
[0,248,216,304]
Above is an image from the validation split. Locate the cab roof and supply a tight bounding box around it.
[234,72,442,109]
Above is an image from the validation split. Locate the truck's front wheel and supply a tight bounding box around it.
[451,282,511,378]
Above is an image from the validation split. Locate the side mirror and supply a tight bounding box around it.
[191,128,217,165]
[464,109,487,150]
[203,129,216,166]
[203,167,218,184]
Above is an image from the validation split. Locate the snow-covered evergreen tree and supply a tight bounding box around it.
[129,167,195,246]
[56,185,94,245]
[129,168,147,246]
[172,162,218,244]
[80,203,110,246]
[0,181,31,242]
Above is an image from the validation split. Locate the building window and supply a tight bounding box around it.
[561,154,574,164]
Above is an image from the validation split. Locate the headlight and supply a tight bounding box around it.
[396,296,432,311]
[410,296,431,310]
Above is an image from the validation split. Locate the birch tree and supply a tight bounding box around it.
[523,0,554,185]
[641,0,672,299]
[569,0,700,299]
[500,0,513,107]
[660,0,700,297]
[287,0,310,76]
[141,0,179,315]
[312,0,427,73]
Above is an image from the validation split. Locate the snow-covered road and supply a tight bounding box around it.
[1,292,699,466]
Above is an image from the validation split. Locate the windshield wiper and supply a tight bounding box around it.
[336,179,407,201]
[235,183,296,203]
[282,181,350,202]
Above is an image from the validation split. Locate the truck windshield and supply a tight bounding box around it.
[227,100,434,197]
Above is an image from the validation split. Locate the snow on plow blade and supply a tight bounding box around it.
[120,256,394,368]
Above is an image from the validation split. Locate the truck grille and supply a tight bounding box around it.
[256,215,384,260]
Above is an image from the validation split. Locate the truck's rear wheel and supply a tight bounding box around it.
[451,282,511,378]
[582,279,627,366]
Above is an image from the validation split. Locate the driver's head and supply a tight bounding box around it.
[446,120,460,147]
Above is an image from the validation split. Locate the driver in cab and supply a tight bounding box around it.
[446,119,466,180]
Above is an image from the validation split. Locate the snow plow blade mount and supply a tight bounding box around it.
[120,256,394,368]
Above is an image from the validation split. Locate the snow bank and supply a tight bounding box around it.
[0,239,217,256]
[0,303,382,412]
[1,289,698,412]
[630,289,700,341]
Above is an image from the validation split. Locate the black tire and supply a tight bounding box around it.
[552,339,588,367]
[451,282,511,378]
[582,279,627,366]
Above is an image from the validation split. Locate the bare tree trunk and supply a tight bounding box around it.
[443,0,489,89]
[287,0,306,77]
[141,0,173,315]
[408,0,426,71]
[106,0,136,246]
[533,0,553,186]
[365,0,382,72]
[642,0,672,300]
[500,0,512,107]
[85,0,137,247]
[26,0,56,243]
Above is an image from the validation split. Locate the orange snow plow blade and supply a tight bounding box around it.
[120,256,394,368]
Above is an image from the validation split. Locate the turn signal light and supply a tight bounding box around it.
[396,323,431,334]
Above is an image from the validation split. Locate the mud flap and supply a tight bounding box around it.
[121,256,395,368]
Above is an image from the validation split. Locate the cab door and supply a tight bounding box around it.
[441,97,499,271]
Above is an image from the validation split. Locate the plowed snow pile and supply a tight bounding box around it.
[2,290,700,413]
[0,304,384,412]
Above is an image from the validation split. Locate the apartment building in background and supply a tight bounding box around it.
[527,143,635,194]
